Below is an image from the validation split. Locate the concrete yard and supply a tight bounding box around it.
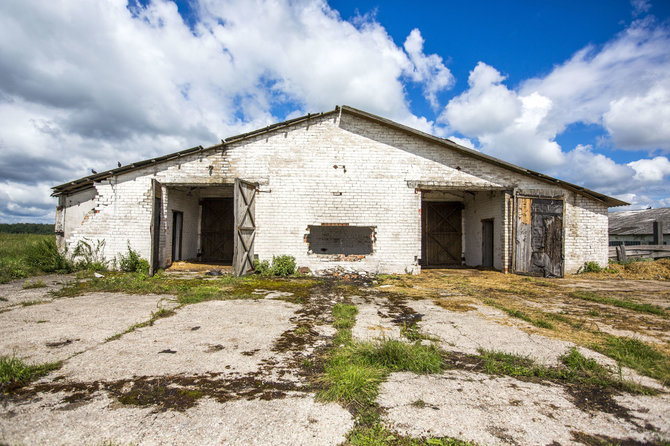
[1,269,669,445]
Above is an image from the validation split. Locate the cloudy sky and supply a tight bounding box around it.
[1,0,669,223]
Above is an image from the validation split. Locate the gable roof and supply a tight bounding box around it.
[52,105,628,207]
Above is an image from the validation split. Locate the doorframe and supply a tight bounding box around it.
[512,193,566,277]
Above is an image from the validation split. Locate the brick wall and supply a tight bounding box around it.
[59,111,610,274]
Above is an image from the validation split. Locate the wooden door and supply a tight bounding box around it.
[515,198,563,277]
[482,219,494,268]
[422,201,463,266]
[233,179,256,276]
[201,198,234,262]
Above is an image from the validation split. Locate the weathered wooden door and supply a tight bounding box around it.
[200,198,234,262]
[150,179,162,275]
[422,201,463,266]
[482,219,494,268]
[515,198,563,277]
[233,179,257,276]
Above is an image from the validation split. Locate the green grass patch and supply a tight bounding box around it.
[484,299,554,330]
[570,291,667,317]
[320,303,444,407]
[0,355,62,392]
[347,423,475,445]
[0,234,56,283]
[478,348,651,394]
[594,336,670,386]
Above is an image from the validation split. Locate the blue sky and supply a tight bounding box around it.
[1,0,669,222]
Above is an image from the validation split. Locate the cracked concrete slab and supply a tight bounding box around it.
[55,299,299,382]
[0,292,174,363]
[378,371,670,446]
[0,274,74,310]
[0,391,353,446]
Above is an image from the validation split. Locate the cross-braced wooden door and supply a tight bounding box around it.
[422,201,463,266]
[233,179,257,276]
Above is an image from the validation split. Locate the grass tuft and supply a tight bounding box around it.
[594,336,670,386]
[0,355,62,392]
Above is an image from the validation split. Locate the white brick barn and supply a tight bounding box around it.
[52,106,626,277]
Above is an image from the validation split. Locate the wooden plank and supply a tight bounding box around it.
[515,198,532,273]
[233,179,256,276]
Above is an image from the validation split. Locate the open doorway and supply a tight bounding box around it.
[172,211,183,261]
[481,219,494,268]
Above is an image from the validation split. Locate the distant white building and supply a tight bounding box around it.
[52,106,626,277]
[608,208,669,246]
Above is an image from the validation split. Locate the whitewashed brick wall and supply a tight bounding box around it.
[59,111,611,274]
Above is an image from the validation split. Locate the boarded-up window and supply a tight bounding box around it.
[307,225,374,255]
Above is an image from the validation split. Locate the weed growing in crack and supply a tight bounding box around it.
[0,355,62,392]
[105,306,177,342]
[478,348,653,394]
[319,303,471,445]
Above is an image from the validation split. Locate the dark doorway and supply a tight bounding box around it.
[515,198,563,277]
[201,198,234,263]
[422,201,463,267]
[482,219,494,268]
[172,211,183,262]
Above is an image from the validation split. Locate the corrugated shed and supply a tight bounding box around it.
[608,208,670,235]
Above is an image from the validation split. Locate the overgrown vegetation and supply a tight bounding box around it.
[254,255,297,277]
[581,261,602,273]
[319,303,470,445]
[118,243,150,274]
[71,238,108,271]
[593,336,670,386]
[570,291,667,317]
[0,234,60,283]
[0,355,62,392]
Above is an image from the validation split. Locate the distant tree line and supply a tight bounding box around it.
[0,223,54,234]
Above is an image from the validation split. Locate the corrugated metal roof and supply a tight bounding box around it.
[608,208,670,235]
[52,105,628,207]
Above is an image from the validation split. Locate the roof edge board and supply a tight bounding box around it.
[338,105,628,207]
